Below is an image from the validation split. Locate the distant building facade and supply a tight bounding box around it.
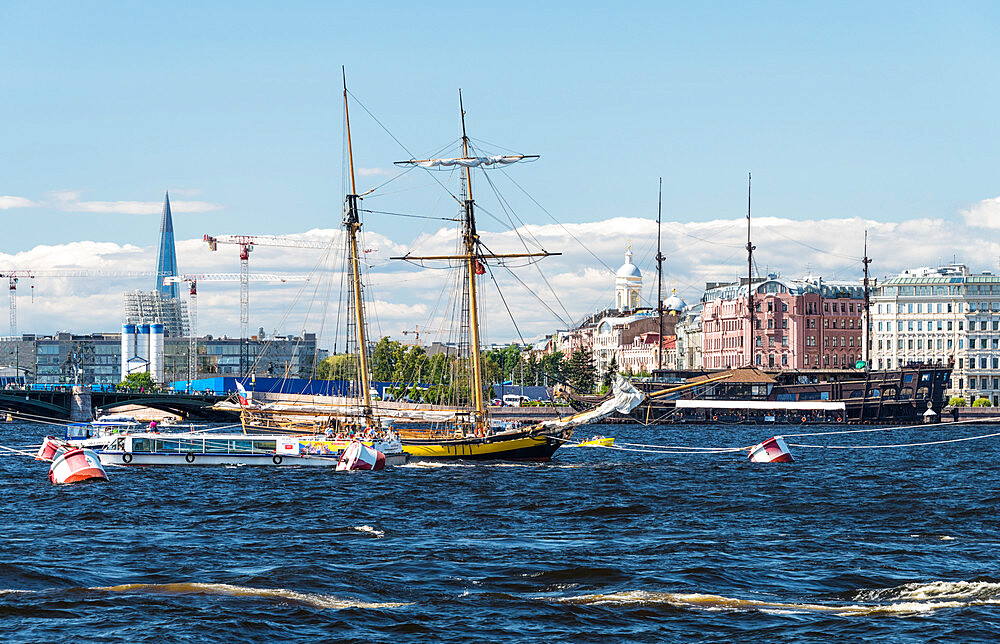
[0,332,324,386]
[869,264,998,404]
[701,275,865,370]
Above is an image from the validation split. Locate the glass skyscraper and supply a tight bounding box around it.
[155,191,179,298]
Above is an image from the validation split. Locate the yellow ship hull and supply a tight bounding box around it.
[400,427,572,461]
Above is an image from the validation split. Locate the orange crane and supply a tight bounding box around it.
[0,270,156,336]
[401,325,421,346]
[164,272,309,382]
[203,234,332,375]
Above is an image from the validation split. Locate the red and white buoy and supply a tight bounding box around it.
[336,440,386,471]
[48,447,109,484]
[748,436,794,463]
[36,436,62,462]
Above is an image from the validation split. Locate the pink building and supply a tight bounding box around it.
[618,333,676,375]
[701,276,865,370]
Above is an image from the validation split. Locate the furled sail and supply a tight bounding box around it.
[535,375,645,429]
[395,155,536,169]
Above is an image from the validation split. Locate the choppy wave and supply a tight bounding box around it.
[90,583,411,610]
[552,580,1000,617]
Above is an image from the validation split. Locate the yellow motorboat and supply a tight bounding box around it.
[568,436,615,448]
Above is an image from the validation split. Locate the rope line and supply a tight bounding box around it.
[781,417,1000,438]
[788,430,1000,450]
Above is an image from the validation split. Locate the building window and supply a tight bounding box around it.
[782,303,788,312]
[982,358,989,369]
[824,320,830,329]
[782,355,788,366]
[782,336,788,347]
[782,319,788,329]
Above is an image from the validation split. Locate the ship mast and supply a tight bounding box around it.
[746,172,756,368]
[459,90,487,428]
[862,229,872,370]
[656,178,664,372]
[390,94,556,432]
[343,68,373,416]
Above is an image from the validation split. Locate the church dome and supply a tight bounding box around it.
[616,247,641,279]
[663,289,686,314]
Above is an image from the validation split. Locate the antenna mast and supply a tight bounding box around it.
[746,172,756,367]
[656,178,664,372]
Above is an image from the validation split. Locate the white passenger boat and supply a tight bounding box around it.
[98,431,407,469]
[91,414,143,430]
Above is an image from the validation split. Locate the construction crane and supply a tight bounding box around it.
[164,272,309,384]
[203,234,333,375]
[0,270,157,336]
[401,325,422,346]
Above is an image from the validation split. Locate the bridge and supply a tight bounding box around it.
[0,387,240,422]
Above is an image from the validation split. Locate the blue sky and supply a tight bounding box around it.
[1,2,999,340]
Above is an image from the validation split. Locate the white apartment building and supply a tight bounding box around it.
[868,264,1000,404]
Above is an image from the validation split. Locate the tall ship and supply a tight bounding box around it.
[236,79,640,458]
[567,184,954,425]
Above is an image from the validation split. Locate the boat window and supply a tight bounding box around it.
[131,438,152,452]
[867,389,880,398]
[916,387,930,399]
[204,439,230,453]
[899,390,912,400]
[154,440,181,452]
[882,388,897,399]
[920,373,931,382]
[849,390,864,398]
[904,374,914,383]
[252,440,276,452]
[231,440,253,453]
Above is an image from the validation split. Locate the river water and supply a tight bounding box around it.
[2,419,999,642]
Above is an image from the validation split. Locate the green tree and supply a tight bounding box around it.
[370,337,400,382]
[948,396,966,407]
[121,372,156,390]
[973,397,992,407]
[392,346,428,384]
[539,351,563,385]
[565,348,597,393]
[602,355,619,391]
[316,354,359,380]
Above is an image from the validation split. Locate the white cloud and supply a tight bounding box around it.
[356,167,391,176]
[6,208,1000,346]
[67,199,223,215]
[39,189,222,215]
[0,196,36,209]
[961,197,1000,229]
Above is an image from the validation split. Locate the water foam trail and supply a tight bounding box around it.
[354,525,385,538]
[89,583,411,610]
[551,583,1000,617]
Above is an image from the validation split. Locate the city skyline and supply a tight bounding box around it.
[1,2,998,344]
